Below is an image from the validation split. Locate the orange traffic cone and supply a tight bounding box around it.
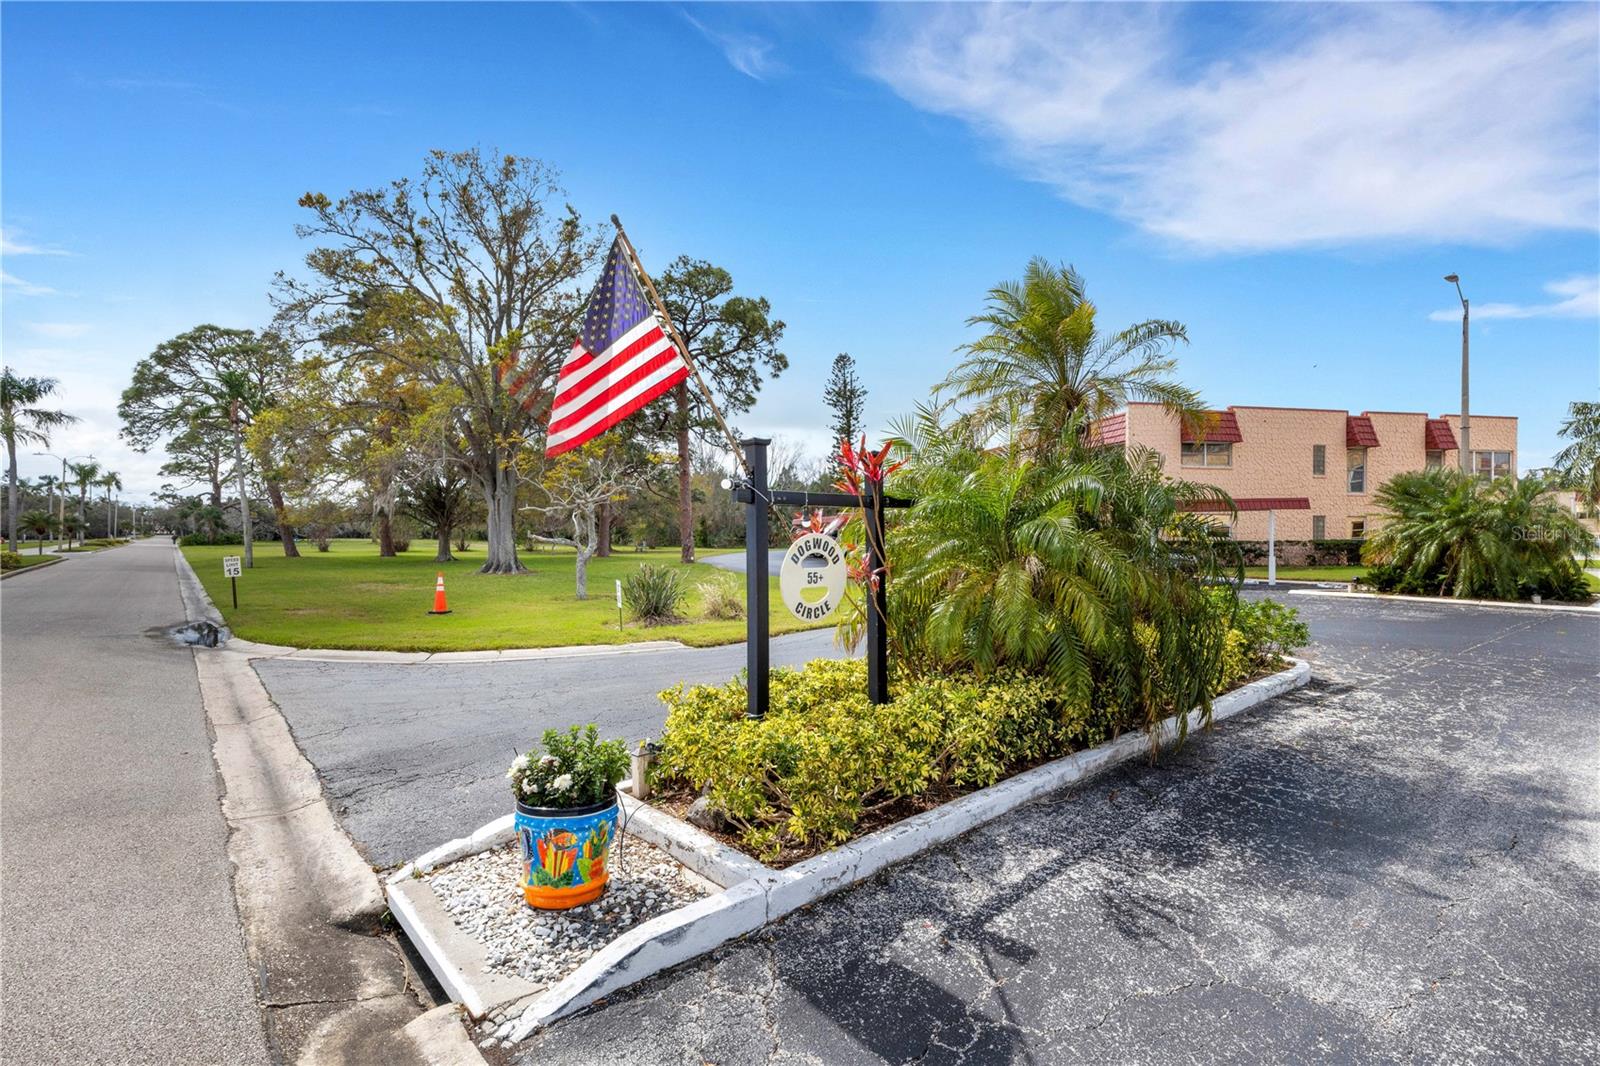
[428,572,452,615]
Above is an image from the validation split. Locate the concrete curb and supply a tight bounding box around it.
[391,658,1309,1045]
[227,638,694,665]
[0,556,64,580]
[1289,587,1600,615]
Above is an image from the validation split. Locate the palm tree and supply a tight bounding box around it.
[59,512,83,549]
[18,509,55,554]
[68,460,101,540]
[98,470,123,538]
[940,258,1203,454]
[1,367,78,553]
[1553,400,1600,511]
[881,405,1238,745]
[1364,469,1591,600]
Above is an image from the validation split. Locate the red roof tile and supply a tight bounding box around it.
[1086,413,1126,447]
[1424,418,1458,451]
[1346,415,1380,448]
[1181,410,1243,443]
[1184,497,1312,513]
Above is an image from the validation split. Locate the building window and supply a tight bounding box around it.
[1181,441,1232,467]
[1347,448,1367,493]
[1425,450,1443,471]
[1472,450,1512,479]
[1351,518,1366,539]
[1312,444,1326,476]
[1311,515,1326,540]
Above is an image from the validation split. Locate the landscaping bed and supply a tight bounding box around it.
[424,836,711,992]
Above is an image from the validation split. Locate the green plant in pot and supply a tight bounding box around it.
[508,725,630,910]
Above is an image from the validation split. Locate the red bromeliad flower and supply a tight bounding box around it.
[834,435,904,495]
[790,509,848,540]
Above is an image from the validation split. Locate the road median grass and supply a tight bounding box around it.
[180,539,828,652]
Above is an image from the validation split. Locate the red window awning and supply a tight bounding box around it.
[1181,410,1243,443]
[1086,413,1126,447]
[1424,418,1458,451]
[1183,497,1311,513]
[1346,415,1380,448]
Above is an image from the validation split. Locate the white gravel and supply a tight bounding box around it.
[424,833,711,990]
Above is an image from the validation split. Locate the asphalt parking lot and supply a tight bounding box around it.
[257,594,1599,1064]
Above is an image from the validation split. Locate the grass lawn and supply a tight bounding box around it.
[1243,565,1366,582]
[2,552,61,570]
[181,539,830,652]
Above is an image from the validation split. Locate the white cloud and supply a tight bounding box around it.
[1,271,62,296]
[684,13,781,81]
[869,5,1599,252]
[0,227,72,256]
[1429,275,1599,321]
[30,322,93,339]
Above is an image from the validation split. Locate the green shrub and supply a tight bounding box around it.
[1230,598,1310,666]
[656,659,1110,859]
[696,577,745,620]
[0,550,23,571]
[179,532,244,547]
[624,564,686,624]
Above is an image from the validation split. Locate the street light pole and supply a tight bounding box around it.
[34,451,92,549]
[1444,274,1470,474]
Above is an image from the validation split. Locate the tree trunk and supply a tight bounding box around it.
[435,524,454,563]
[675,382,694,564]
[234,429,254,567]
[597,500,612,557]
[377,510,395,557]
[6,445,18,554]
[480,463,525,574]
[266,481,299,558]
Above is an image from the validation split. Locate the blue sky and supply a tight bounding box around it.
[3,2,1597,499]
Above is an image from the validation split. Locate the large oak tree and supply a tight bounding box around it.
[277,149,601,573]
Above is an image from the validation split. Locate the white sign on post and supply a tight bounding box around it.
[615,579,623,609]
[779,533,848,621]
[223,555,242,578]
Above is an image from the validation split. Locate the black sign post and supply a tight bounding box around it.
[731,438,909,719]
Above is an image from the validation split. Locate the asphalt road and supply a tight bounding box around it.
[255,591,1600,1062]
[1,539,271,1065]
[499,594,1599,1064]
[701,548,785,578]
[254,627,853,866]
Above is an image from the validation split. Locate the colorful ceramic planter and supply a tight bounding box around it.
[514,796,618,910]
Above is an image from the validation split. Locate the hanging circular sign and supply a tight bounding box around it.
[779,533,848,622]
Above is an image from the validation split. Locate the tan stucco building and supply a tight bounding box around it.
[1091,403,1518,541]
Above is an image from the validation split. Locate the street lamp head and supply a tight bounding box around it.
[1443,274,1459,283]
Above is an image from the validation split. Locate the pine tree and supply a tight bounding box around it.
[823,353,867,469]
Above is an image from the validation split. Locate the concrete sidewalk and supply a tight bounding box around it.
[1,537,272,1064]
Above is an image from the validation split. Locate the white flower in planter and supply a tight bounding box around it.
[540,754,559,769]
[551,773,574,793]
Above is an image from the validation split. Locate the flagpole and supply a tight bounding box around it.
[609,214,751,476]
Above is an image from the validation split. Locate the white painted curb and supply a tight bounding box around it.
[392,658,1310,1045]
[1289,587,1600,615]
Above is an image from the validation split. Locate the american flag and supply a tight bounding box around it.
[545,237,689,457]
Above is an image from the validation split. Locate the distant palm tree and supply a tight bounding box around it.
[1,367,78,553]
[98,470,123,537]
[18,509,55,554]
[1553,400,1600,510]
[940,258,1203,455]
[59,512,84,548]
[68,460,100,537]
